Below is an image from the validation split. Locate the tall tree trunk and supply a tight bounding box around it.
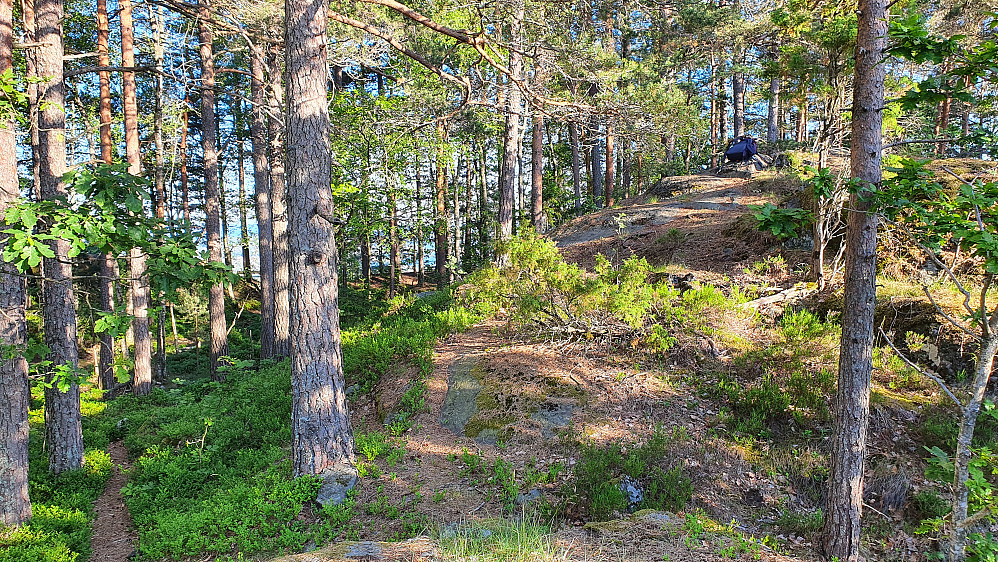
[122,0,151,396]
[21,0,39,201]
[434,119,449,286]
[238,141,252,275]
[96,0,111,164]
[797,99,807,143]
[718,66,728,145]
[569,122,582,209]
[152,6,165,220]
[622,147,632,197]
[463,149,473,264]
[733,69,745,138]
[284,0,356,484]
[478,142,489,263]
[37,0,83,473]
[388,192,398,299]
[414,154,424,286]
[531,111,544,232]
[822,0,885,558]
[591,138,602,204]
[709,54,718,167]
[951,333,998,560]
[453,154,463,274]
[251,45,275,359]
[267,40,290,358]
[0,0,31,523]
[496,0,524,264]
[96,0,115,391]
[180,98,190,224]
[604,125,615,208]
[152,5,167,383]
[768,75,781,144]
[199,0,228,379]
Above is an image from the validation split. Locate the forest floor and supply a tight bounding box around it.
[89,441,137,562]
[14,158,995,562]
[261,160,983,561]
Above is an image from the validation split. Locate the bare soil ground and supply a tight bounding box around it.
[90,441,137,562]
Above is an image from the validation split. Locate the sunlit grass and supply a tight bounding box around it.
[439,518,569,562]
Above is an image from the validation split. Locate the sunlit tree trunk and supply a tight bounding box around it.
[768,75,781,144]
[121,0,151,396]
[568,122,582,209]
[822,0,885,558]
[180,97,190,224]
[531,111,544,232]
[604,125,615,207]
[284,0,356,481]
[152,5,167,382]
[414,153,424,286]
[251,44,275,359]
[268,40,290,359]
[0,0,31,523]
[37,0,84,473]
[21,0,39,201]
[434,118,449,286]
[96,0,115,391]
[733,67,745,138]
[496,0,524,265]
[237,139,252,275]
[199,0,229,378]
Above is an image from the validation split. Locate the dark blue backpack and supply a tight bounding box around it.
[724,136,758,163]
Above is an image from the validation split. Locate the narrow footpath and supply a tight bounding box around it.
[90,441,138,562]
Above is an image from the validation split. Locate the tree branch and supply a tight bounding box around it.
[878,327,962,407]
[882,138,962,150]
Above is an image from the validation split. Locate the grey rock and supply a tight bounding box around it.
[621,476,644,508]
[783,234,814,252]
[474,427,498,446]
[345,384,360,398]
[315,463,358,507]
[640,512,671,524]
[530,403,575,439]
[516,488,543,505]
[439,355,483,436]
[344,541,383,558]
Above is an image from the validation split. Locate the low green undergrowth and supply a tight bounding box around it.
[1,285,475,562]
[0,387,113,562]
[463,235,746,354]
[565,426,693,521]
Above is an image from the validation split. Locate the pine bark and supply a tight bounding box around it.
[268,41,290,358]
[97,256,115,391]
[604,126,615,207]
[414,154,424,286]
[768,75,781,144]
[531,112,544,232]
[496,0,524,263]
[96,0,115,391]
[568,122,582,209]
[238,141,251,275]
[284,0,356,478]
[733,69,745,138]
[822,0,885,558]
[199,0,229,378]
[121,0,151,396]
[434,119,449,286]
[251,46,275,359]
[37,0,84,473]
[96,0,111,164]
[0,0,31,523]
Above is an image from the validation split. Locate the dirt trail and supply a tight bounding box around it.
[90,441,137,562]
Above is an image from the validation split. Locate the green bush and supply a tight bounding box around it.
[566,427,692,521]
